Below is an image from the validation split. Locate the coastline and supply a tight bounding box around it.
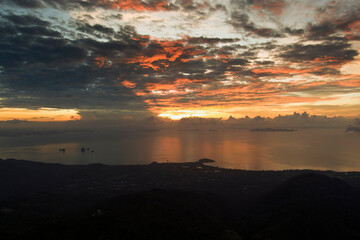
[2,158,360,240]
[1,157,360,201]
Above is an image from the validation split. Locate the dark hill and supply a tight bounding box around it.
[2,160,360,240]
[244,173,360,240]
[31,189,241,240]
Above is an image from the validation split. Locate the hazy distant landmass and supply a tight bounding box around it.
[345,126,360,132]
[0,112,357,137]
[1,158,360,239]
[250,128,296,132]
[177,128,201,131]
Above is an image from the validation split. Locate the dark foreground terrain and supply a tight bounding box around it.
[1,158,360,240]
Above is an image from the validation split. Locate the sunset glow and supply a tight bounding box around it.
[0,108,80,122]
[2,2,360,238]
[0,0,359,121]
[159,110,210,120]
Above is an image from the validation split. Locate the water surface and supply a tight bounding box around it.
[0,128,359,171]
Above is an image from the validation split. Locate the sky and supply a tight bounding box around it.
[0,0,359,121]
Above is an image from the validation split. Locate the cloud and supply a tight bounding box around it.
[305,0,360,40]
[111,0,177,11]
[2,0,216,12]
[0,12,151,115]
[7,0,44,8]
[279,41,358,65]
[0,0,359,120]
[3,14,49,26]
[76,22,116,39]
[250,0,287,16]
[230,11,283,37]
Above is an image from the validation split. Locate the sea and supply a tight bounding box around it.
[0,128,359,171]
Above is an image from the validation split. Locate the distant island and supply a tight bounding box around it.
[250,128,297,132]
[198,158,216,164]
[345,126,360,132]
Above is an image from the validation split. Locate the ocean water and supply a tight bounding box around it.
[0,128,359,171]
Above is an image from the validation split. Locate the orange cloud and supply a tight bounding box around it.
[174,78,205,85]
[123,72,360,119]
[126,54,170,70]
[107,31,359,119]
[133,80,286,116]
[345,20,360,40]
[333,78,360,87]
[94,56,110,68]
[313,56,340,63]
[252,67,314,75]
[122,80,137,88]
[125,38,206,71]
[111,0,168,11]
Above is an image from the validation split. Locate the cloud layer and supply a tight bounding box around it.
[0,0,359,120]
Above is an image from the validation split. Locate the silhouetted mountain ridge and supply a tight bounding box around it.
[263,173,357,203]
[245,173,360,240]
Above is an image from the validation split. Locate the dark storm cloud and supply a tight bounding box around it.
[0,61,150,113]
[1,0,95,10]
[306,21,360,41]
[230,11,283,37]
[81,40,142,58]
[255,60,275,65]
[0,13,59,37]
[7,0,44,8]
[187,37,239,45]
[0,81,146,109]
[311,67,341,76]
[3,14,50,26]
[76,22,115,36]
[283,27,304,36]
[227,0,359,41]
[279,41,358,64]
[306,23,336,39]
[0,13,142,69]
[0,24,83,69]
[34,0,108,10]
[305,2,360,40]
[0,12,153,113]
